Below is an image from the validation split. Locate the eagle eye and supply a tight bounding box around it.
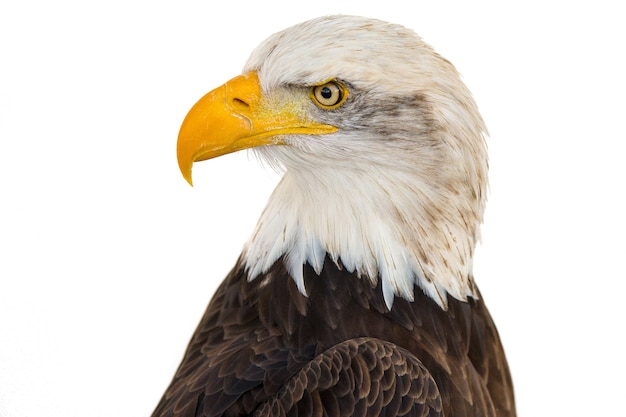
[310,81,348,109]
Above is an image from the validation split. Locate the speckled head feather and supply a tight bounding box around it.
[240,15,488,309]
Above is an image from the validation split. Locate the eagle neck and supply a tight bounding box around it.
[242,162,479,310]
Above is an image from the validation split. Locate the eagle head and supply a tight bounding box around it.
[176,15,488,310]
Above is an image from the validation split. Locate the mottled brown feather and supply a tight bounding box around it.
[254,338,443,417]
[152,256,515,417]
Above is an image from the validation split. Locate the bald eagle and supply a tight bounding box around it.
[154,15,515,417]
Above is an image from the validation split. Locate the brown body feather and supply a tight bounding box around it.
[152,256,515,417]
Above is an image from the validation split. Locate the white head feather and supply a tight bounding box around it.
[240,15,488,310]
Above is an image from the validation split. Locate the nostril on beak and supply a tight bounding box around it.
[232,98,250,111]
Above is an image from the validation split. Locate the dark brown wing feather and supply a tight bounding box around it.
[254,338,442,417]
[151,256,515,417]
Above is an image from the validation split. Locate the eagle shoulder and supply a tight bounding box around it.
[254,338,443,417]
[151,257,514,417]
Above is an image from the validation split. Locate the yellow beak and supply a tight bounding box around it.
[176,71,337,185]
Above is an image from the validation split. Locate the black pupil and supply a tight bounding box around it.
[320,87,333,99]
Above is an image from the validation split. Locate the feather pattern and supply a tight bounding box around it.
[152,257,515,417]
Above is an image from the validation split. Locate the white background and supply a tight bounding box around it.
[1,1,624,416]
